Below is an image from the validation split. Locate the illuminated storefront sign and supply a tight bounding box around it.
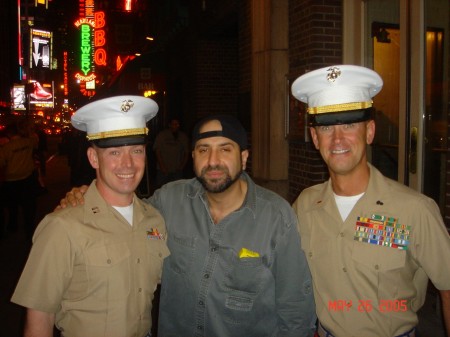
[80,23,93,75]
[12,85,26,110]
[28,81,54,109]
[30,29,52,69]
[75,0,96,95]
[124,0,132,11]
[94,11,107,66]
[74,0,108,96]
[63,51,69,97]
[35,0,48,9]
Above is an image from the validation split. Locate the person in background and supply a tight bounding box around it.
[153,117,189,188]
[11,95,169,337]
[66,127,96,187]
[34,124,48,178]
[0,127,10,239]
[59,114,317,337]
[0,119,39,239]
[291,65,450,337]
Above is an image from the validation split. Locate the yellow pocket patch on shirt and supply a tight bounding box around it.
[239,247,260,258]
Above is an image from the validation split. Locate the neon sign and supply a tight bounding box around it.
[63,51,68,97]
[94,11,107,66]
[74,0,108,96]
[30,29,52,69]
[74,0,95,84]
[80,23,93,75]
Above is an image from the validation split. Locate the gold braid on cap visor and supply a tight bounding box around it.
[87,127,149,140]
[308,101,373,114]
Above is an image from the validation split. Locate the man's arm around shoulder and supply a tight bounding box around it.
[24,308,55,337]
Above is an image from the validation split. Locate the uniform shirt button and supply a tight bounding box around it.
[107,259,111,264]
[340,232,344,237]
[138,288,142,292]
[198,300,204,306]
[308,252,313,258]
[342,267,347,272]
[137,258,141,263]
[203,274,210,279]
[159,253,162,257]
[374,264,380,270]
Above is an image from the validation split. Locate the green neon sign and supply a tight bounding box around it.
[80,24,92,76]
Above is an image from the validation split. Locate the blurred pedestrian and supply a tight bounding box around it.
[34,124,48,185]
[0,118,39,239]
[0,127,9,239]
[11,96,169,337]
[66,127,96,186]
[153,117,189,188]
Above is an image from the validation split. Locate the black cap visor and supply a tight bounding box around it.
[309,108,373,126]
[192,115,248,150]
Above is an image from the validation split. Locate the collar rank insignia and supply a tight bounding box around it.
[354,214,411,250]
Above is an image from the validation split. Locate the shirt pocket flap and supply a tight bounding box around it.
[352,242,406,271]
[85,242,131,267]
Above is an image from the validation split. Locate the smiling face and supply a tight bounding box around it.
[192,119,248,193]
[310,120,375,178]
[88,144,146,206]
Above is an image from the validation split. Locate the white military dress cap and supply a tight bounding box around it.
[71,95,158,148]
[291,65,383,125]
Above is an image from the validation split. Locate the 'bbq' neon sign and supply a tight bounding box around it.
[94,11,107,66]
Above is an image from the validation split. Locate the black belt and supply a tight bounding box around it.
[317,322,416,337]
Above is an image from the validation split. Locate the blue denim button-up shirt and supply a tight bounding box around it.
[147,172,315,337]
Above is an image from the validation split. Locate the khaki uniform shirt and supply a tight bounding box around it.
[293,164,450,337]
[12,182,170,337]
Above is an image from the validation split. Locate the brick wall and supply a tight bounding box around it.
[192,39,239,120]
[287,0,343,202]
[237,1,253,173]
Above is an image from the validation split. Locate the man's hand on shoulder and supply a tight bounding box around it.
[55,185,89,211]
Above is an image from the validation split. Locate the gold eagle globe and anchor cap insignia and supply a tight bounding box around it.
[120,99,135,113]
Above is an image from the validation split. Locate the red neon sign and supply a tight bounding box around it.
[94,11,107,66]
